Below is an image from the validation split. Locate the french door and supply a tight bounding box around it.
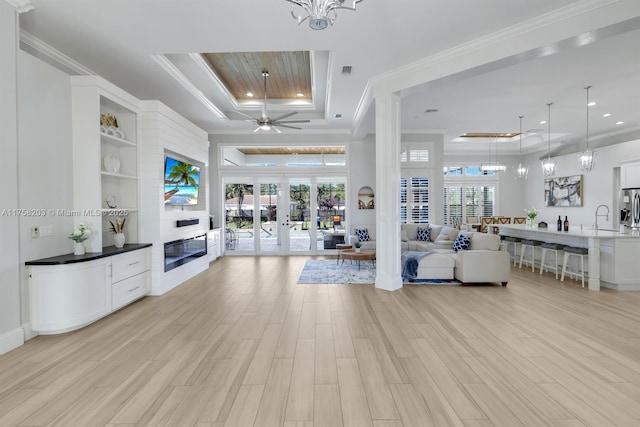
[224,178,345,255]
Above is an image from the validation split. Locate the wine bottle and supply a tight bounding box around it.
[557,215,562,231]
[563,216,569,232]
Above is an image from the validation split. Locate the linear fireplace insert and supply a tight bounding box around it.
[164,234,207,272]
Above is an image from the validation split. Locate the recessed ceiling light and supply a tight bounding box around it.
[540,120,547,124]
[296,92,305,97]
[246,92,254,97]
[616,121,624,125]
[587,102,596,106]
[603,113,611,117]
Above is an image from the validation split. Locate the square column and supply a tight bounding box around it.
[374,91,402,291]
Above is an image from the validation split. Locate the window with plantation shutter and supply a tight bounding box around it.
[400,176,429,224]
[443,184,495,226]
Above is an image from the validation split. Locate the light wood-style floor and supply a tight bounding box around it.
[2,256,640,427]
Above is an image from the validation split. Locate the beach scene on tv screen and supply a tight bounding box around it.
[164,157,200,205]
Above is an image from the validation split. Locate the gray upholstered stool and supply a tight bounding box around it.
[561,246,588,287]
[503,236,521,266]
[539,242,563,279]
[519,239,542,272]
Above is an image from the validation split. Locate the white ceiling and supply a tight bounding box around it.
[18,0,640,155]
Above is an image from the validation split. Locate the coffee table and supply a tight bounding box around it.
[335,243,352,265]
[341,249,376,270]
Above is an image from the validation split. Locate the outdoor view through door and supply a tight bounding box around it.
[224,180,346,254]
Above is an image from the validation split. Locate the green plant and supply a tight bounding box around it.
[524,206,540,221]
[69,223,91,243]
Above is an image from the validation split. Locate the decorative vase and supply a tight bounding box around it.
[526,217,536,228]
[114,233,125,248]
[74,241,85,255]
[355,247,361,253]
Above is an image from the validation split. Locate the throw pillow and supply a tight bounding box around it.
[354,228,371,242]
[453,234,471,252]
[416,227,431,241]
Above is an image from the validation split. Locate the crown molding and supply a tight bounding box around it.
[6,0,33,13]
[20,30,94,75]
[150,54,227,120]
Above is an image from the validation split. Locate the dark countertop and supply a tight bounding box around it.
[25,243,152,266]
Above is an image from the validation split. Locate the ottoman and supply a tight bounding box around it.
[416,253,455,280]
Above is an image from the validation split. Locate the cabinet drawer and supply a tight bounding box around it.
[112,271,150,311]
[112,249,150,283]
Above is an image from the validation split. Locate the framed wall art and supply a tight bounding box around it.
[544,175,582,207]
[357,186,375,209]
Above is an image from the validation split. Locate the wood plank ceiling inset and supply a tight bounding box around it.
[238,147,345,155]
[203,51,311,100]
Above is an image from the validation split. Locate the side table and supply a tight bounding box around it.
[335,243,352,265]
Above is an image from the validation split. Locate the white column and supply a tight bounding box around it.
[588,236,601,291]
[374,90,402,291]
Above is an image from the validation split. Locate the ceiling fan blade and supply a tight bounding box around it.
[275,124,302,130]
[253,126,261,133]
[272,111,297,121]
[273,119,310,124]
[272,126,283,134]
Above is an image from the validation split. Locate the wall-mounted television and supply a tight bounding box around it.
[164,156,201,206]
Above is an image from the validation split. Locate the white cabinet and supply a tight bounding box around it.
[71,76,140,251]
[28,246,151,334]
[621,161,640,189]
[208,228,222,262]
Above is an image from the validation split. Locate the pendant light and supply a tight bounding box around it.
[480,134,507,172]
[541,102,556,177]
[578,85,596,172]
[514,115,529,180]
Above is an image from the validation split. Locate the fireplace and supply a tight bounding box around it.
[164,234,207,272]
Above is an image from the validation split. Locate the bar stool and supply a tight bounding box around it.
[502,236,521,266]
[539,242,563,279]
[561,246,588,288]
[519,239,542,272]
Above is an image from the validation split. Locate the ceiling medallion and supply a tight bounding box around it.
[286,0,364,30]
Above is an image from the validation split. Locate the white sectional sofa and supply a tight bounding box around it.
[347,223,510,286]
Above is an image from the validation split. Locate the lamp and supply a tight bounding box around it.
[541,102,556,177]
[514,115,529,180]
[481,134,507,173]
[285,0,364,30]
[578,85,596,172]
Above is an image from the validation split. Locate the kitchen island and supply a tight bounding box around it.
[492,224,640,291]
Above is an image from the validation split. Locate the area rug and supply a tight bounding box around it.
[297,259,461,285]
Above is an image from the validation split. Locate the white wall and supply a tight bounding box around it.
[522,140,640,229]
[348,136,376,226]
[0,1,22,354]
[17,51,74,336]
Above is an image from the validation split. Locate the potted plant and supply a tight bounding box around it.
[524,206,540,227]
[354,241,362,253]
[69,223,91,255]
[109,217,126,248]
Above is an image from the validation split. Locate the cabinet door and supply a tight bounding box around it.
[622,163,640,188]
[30,260,110,334]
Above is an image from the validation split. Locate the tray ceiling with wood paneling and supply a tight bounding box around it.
[203,51,312,101]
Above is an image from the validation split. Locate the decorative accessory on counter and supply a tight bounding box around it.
[69,222,91,243]
[537,221,548,229]
[109,216,126,234]
[524,206,540,227]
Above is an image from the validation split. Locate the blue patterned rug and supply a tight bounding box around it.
[297,259,460,285]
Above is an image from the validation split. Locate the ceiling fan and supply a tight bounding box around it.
[237,69,310,133]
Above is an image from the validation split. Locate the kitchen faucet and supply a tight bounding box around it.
[594,204,610,230]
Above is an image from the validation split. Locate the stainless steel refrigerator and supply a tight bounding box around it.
[620,187,640,229]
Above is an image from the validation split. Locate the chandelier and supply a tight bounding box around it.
[514,115,529,180]
[285,0,364,30]
[541,102,556,177]
[481,135,507,173]
[578,85,596,172]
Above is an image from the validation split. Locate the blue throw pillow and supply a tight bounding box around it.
[354,228,371,242]
[453,234,471,252]
[416,227,431,241]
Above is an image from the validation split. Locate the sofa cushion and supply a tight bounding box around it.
[401,229,409,242]
[439,226,460,241]
[428,225,443,242]
[354,228,371,242]
[453,234,471,252]
[470,232,501,251]
[402,223,420,241]
[416,227,431,241]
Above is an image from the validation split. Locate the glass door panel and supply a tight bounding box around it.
[289,182,311,252]
[317,182,346,251]
[224,182,254,252]
[259,183,280,253]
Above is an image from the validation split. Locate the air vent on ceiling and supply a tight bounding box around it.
[341,66,352,75]
[460,133,520,138]
[424,109,439,113]
[334,114,342,119]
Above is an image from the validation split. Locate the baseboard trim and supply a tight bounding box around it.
[22,322,38,341]
[0,327,25,356]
